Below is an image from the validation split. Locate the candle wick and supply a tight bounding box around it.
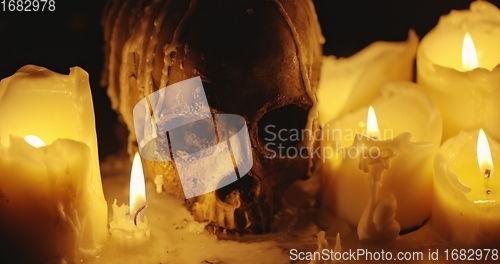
[484,169,491,178]
[484,169,492,196]
[134,205,147,226]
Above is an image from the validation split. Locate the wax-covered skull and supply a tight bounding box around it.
[102,0,323,234]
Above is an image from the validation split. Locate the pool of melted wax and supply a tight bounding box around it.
[93,155,498,264]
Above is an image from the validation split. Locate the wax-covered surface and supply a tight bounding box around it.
[95,154,500,264]
[92,155,288,264]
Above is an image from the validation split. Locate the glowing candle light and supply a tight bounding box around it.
[433,129,500,246]
[417,1,500,141]
[24,135,46,148]
[130,152,147,224]
[462,33,479,71]
[366,106,380,139]
[109,152,150,247]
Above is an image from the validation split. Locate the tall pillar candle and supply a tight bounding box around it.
[0,65,108,262]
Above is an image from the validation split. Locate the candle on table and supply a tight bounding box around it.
[317,30,418,125]
[109,152,151,247]
[319,82,442,233]
[417,0,500,141]
[0,65,108,262]
[433,129,500,247]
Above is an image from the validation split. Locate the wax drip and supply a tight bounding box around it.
[143,0,172,97]
[356,142,400,241]
[141,0,173,139]
[159,0,198,89]
[118,1,153,148]
[271,0,319,175]
[135,0,162,98]
[308,231,342,264]
[100,0,119,88]
[106,0,132,111]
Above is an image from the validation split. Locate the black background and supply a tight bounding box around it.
[1,0,499,160]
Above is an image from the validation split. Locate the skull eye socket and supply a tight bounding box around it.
[257,104,308,155]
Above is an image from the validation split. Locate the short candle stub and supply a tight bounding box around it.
[109,200,151,247]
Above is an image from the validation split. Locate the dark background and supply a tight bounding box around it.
[1,0,499,160]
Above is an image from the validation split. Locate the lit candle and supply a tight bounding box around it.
[0,65,108,262]
[432,129,500,247]
[319,81,442,232]
[109,152,151,247]
[417,0,500,141]
[317,30,418,125]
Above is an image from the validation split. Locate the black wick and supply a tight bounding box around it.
[134,205,147,226]
[484,169,492,195]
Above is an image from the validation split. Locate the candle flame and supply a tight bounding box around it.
[462,33,478,71]
[24,135,46,148]
[367,106,380,139]
[477,129,494,177]
[130,152,146,217]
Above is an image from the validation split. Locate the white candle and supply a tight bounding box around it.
[320,82,442,231]
[417,1,500,141]
[109,152,150,247]
[317,30,418,125]
[0,65,108,262]
[433,129,500,247]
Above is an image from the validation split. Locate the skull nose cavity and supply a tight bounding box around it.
[215,174,258,205]
[215,175,260,231]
